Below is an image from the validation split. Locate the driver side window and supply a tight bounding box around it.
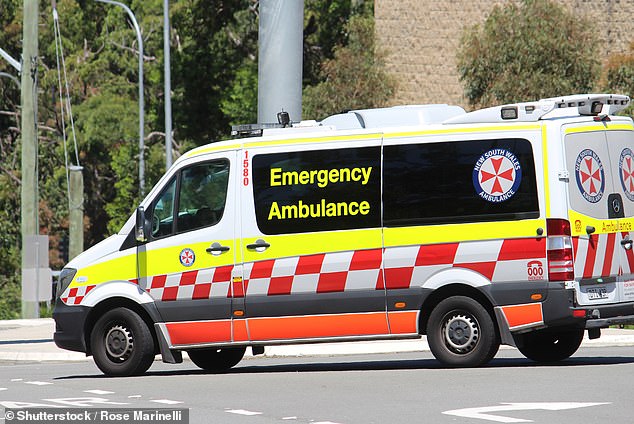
[150,159,230,240]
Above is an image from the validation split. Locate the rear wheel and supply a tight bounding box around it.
[187,346,246,372]
[90,308,155,377]
[516,328,584,362]
[426,296,500,367]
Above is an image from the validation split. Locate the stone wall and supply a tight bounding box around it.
[375,0,634,107]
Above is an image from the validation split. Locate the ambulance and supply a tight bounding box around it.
[53,93,634,376]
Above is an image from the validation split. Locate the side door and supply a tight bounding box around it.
[137,152,237,347]
[240,139,387,343]
[381,135,544,333]
[565,126,625,305]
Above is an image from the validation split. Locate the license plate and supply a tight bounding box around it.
[587,287,608,300]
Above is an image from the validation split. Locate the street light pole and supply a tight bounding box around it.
[95,0,145,196]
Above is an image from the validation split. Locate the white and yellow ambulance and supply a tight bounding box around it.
[53,93,634,376]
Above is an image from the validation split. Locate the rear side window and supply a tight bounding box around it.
[252,147,381,234]
[383,138,539,226]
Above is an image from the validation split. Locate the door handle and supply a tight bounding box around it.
[206,242,230,255]
[620,238,633,250]
[246,239,270,251]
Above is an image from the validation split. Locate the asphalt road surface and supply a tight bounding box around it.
[1,346,633,424]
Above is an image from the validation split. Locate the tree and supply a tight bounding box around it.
[602,42,634,116]
[457,0,600,108]
[302,12,395,120]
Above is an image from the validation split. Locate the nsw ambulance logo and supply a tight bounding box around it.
[472,149,522,202]
[619,148,634,202]
[575,149,604,203]
[179,248,195,267]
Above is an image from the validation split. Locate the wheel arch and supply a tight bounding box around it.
[419,283,498,336]
[83,296,161,356]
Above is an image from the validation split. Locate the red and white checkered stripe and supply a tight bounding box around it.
[146,266,234,302]
[61,285,96,305]
[245,248,383,296]
[573,232,634,279]
[78,237,545,304]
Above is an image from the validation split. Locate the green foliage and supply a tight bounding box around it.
[602,43,634,117]
[457,0,600,108]
[0,0,374,318]
[303,13,395,120]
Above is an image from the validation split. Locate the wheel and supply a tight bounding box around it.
[516,328,584,362]
[90,307,155,377]
[426,296,500,367]
[187,346,246,372]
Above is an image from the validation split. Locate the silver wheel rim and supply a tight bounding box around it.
[442,313,479,353]
[105,324,133,360]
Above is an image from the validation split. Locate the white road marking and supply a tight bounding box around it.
[10,379,22,382]
[282,417,298,420]
[443,402,611,423]
[44,397,129,407]
[25,381,53,386]
[312,422,343,424]
[151,399,183,405]
[84,390,114,395]
[128,395,142,398]
[0,388,7,391]
[226,409,263,416]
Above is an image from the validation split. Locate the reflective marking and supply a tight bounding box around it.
[84,390,115,395]
[25,381,53,386]
[151,399,184,405]
[226,409,262,416]
[443,402,610,423]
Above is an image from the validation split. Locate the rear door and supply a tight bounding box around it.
[606,128,634,302]
[564,123,634,305]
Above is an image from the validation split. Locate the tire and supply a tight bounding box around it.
[187,347,246,372]
[516,328,584,362]
[90,307,155,377]
[426,296,500,367]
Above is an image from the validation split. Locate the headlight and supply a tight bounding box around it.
[57,268,77,299]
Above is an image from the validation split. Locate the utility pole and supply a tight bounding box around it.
[69,166,84,259]
[163,0,173,170]
[21,0,39,318]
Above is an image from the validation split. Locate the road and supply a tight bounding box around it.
[0,345,633,424]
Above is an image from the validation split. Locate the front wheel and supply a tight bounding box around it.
[187,346,246,372]
[90,307,155,377]
[516,328,584,362]
[426,296,500,367]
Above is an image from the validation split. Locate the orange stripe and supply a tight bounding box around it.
[247,312,389,341]
[501,303,543,329]
[166,320,232,345]
[388,310,419,334]
[233,319,249,342]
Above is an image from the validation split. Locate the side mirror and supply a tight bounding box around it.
[135,206,148,243]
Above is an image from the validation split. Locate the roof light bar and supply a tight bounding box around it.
[443,93,631,125]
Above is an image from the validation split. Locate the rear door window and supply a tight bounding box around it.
[564,131,616,219]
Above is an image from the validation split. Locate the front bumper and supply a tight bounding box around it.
[52,298,91,353]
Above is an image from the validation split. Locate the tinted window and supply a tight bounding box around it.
[252,147,381,234]
[149,159,230,240]
[383,138,539,226]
